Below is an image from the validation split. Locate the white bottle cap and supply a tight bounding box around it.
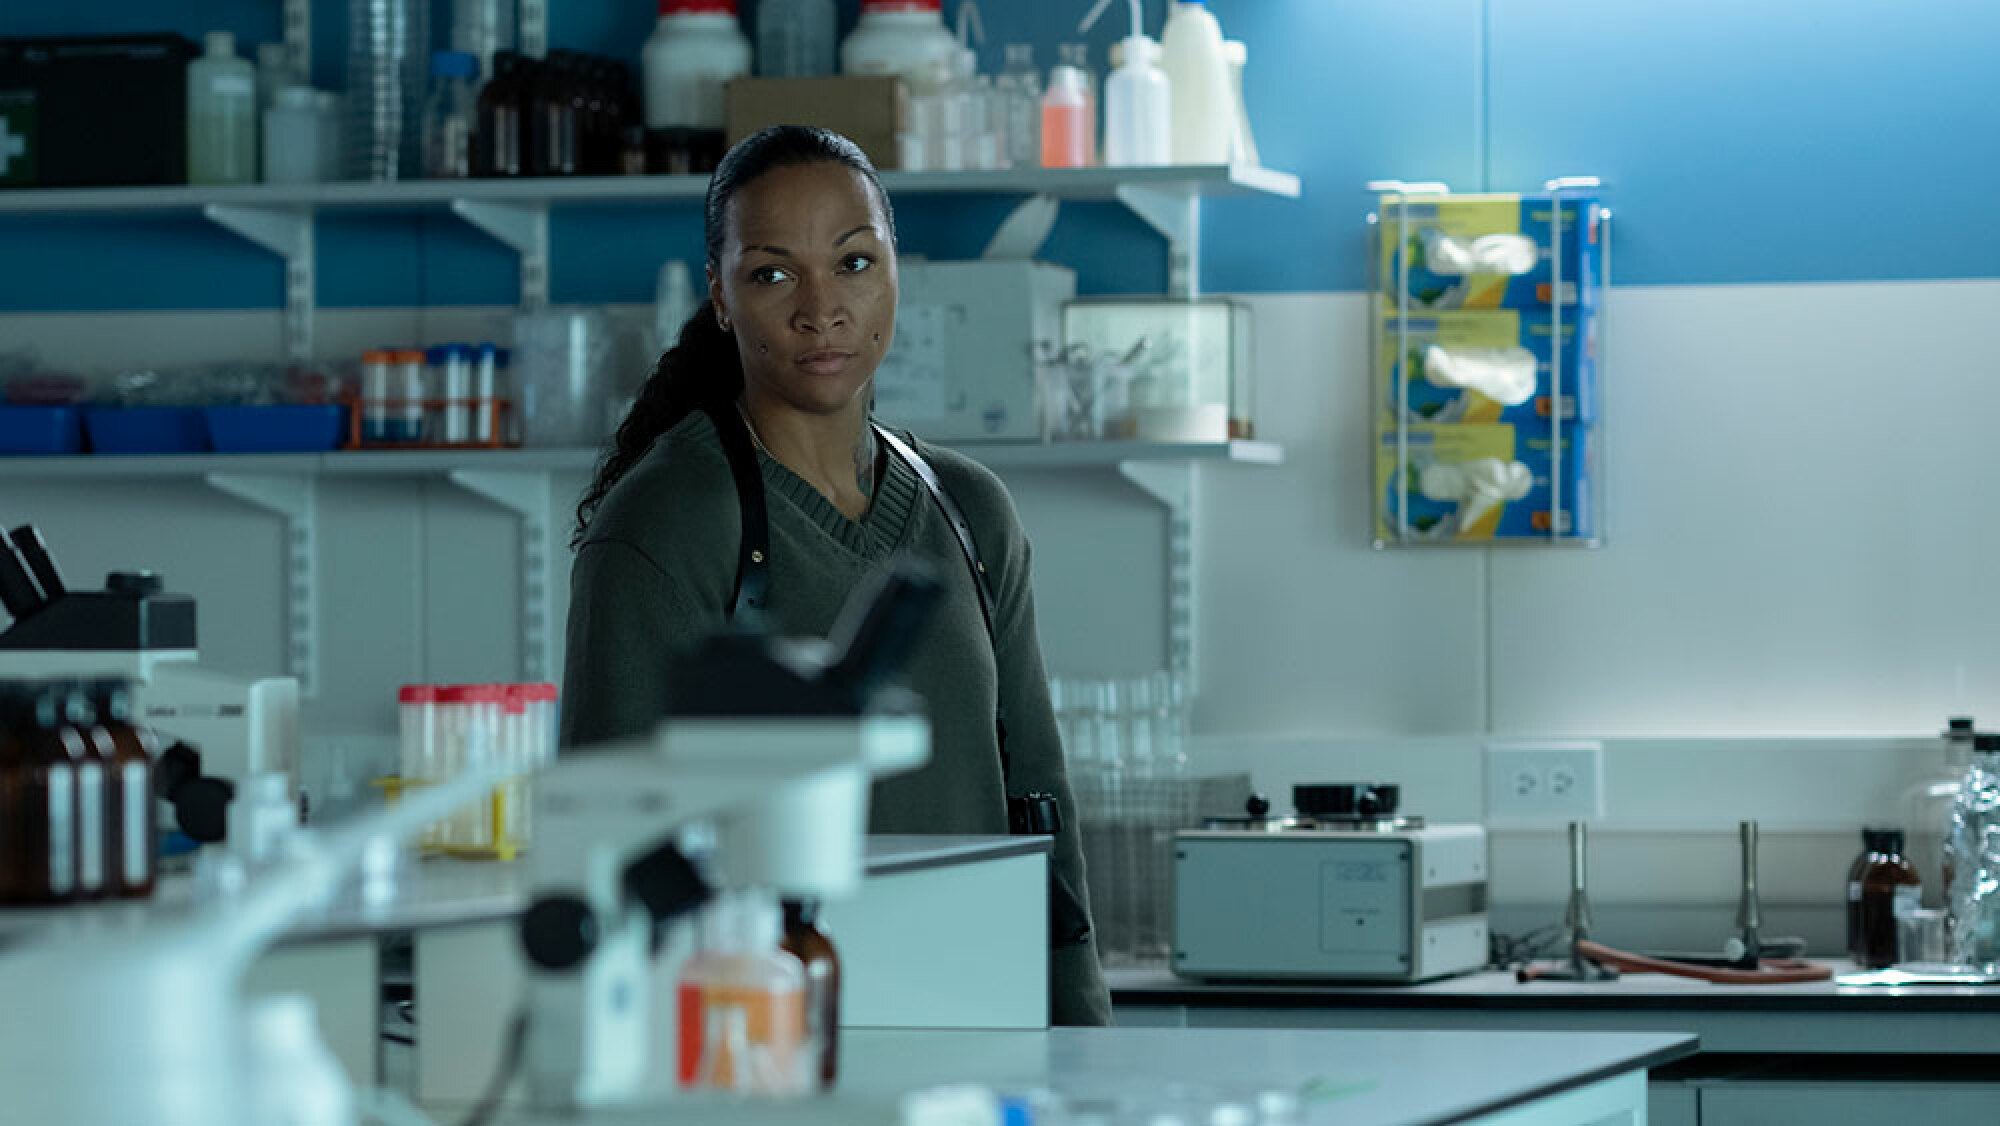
[735,889,782,951]
[205,31,237,58]
[1047,64,1087,97]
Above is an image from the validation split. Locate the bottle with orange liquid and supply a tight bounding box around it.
[1039,63,1090,169]
[676,890,810,1095]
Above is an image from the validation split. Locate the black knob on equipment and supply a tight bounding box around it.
[1245,793,1272,818]
[521,896,600,971]
[107,571,165,597]
[1293,783,1401,818]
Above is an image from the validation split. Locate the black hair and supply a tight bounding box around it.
[572,125,897,545]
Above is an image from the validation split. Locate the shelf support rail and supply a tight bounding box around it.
[204,205,314,367]
[281,0,311,84]
[447,470,556,685]
[1115,186,1201,299]
[452,200,550,311]
[1117,460,1198,695]
[204,473,319,697]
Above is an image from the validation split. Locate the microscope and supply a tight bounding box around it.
[517,559,942,1109]
[0,525,298,841]
[0,555,944,1125]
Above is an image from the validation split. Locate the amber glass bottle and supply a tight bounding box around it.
[781,897,842,1089]
[19,684,86,904]
[0,684,33,903]
[88,679,158,899]
[1847,828,1922,968]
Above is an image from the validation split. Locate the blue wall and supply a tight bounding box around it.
[2,0,1996,314]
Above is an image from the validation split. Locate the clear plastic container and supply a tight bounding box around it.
[430,344,474,444]
[994,44,1041,169]
[187,31,257,185]
[450,0,515,78]
[643,1,753,131]
[346,0,431,180]
[756,0,836,78]
[399,684,441,846]
[423,50,482,179]
[1906,717,1976,909]
[263,86,330,184]
[1063,298,1254,441]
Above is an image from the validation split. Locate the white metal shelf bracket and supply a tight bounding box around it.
[204,204,314,366]
[448,470,556,684]
[452,200,550,310]
[1114,185,1201,298]
[1117,460,1199,693]
[204,473,319,696]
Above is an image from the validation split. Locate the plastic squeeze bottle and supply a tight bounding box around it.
[1101,0,1171,167]
[1159,0,1232,164]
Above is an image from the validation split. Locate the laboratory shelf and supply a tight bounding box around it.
[0,164,1299,215]
[0,439,1282,479]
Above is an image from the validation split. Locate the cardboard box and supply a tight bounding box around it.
[0,34,198,188]
[1376,423,1595,543]
[872,259,1075,442]
[725,76,908,171]
[1378,308,1597,430]
[1378,194,1604,311]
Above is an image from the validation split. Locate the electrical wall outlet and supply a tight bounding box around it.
[1485,741,1604,823]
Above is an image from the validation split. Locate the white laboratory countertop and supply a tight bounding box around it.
[0,834,1046,945]
[1105,964,2000,1013]
[470,1027,1694,1126]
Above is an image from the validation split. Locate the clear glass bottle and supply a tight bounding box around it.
[1847,827,1921,969]
[995,44,1041,169]
[423,50,483,179]
[1905,717,1975,909]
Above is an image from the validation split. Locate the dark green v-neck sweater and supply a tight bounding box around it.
[560,409,1110,1026]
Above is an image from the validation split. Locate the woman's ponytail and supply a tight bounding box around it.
[571,302,742,544]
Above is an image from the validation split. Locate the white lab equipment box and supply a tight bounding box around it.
[872,259,1074,441]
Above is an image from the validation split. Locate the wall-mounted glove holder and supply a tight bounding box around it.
[1367,178,1611,548]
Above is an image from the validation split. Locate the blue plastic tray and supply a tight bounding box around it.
[83,406,210,454]
[204,405,348,453]
[0,405,84,455]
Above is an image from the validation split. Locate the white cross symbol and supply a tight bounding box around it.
[0,118,24,178]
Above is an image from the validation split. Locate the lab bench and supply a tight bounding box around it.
[438,1027,1695,1126]
[1108,967,2000,1126]
[0,834,1052,1100]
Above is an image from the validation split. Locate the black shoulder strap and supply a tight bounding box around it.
[872,424,1000,647]
[704,403,770,626]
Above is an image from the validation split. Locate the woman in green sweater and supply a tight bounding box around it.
[560,126,1110,1025]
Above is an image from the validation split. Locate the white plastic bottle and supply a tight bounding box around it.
[840,0,957,83]
[1159,0,1232,164]
[757,0,837,78]
[677,891,810,1094]
[644,0,754,131]
[263,86,327,184]
[187,31,257,185]
[1102,0,1171,168]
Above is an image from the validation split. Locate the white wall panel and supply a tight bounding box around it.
[1488,280,2000,735]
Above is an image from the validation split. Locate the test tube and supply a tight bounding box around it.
[441,344,473,445]
[361,349,396,443]
[473,343,500,445]
[393,349,428,442]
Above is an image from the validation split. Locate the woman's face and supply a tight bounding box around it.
[711,161,897,419]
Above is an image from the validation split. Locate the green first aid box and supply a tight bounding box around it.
[0,34,199,188]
